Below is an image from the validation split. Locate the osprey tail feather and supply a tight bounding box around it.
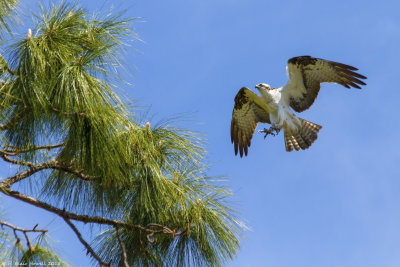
[284,119,322,152]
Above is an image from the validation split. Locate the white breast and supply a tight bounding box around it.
[269,88,283,104]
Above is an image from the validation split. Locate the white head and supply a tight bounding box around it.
[255,83,271,90]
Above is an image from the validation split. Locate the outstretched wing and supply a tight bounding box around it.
[283,56,367,112]
[231,87,270,157]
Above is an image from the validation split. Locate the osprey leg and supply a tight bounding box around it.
[259,125,281,139]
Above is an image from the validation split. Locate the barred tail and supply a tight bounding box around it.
[284,119,322,152]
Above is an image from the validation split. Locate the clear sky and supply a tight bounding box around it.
[1,0,400,266]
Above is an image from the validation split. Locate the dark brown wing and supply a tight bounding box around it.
[284,56,367,112]
[231,87,270,157]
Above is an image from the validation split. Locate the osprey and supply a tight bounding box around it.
[230,56,367,157]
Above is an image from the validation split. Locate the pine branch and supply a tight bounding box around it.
[0,53,16,74]
[0,220,48,252]
[0,159,56,188]
[52,162,98,181]
[0,151,37,167]
[0,220,48,234]
[0,109,30,131]
[2,188,186,237]
[2,142,64,155]
[0,152,97,183]
[64,218,112,267]
[5,64,15,75]
[51,108,87,118]
[0,188,190,266]
[23,231,32,251]
[115,226,129,267]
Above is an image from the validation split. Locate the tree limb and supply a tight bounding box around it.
[6,65,15,75]
[0,155,186,237]
[63,217,112,267]
[0,220,47,252]
[51,108,87,118]
[2,142,64,155]
[1,188,187,238]
[52,161,98,181]
[0,54,16,75]
[23,231,32,251]
[115,226,129,267]
[0,220,48,234]
[0,159,56,188]
[0,109,30,131]
[0,152,37,167]
[0,152,187,264]
[0,186,188,265]
[0,153,97,182]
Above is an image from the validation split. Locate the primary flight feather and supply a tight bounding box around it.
[231,56,367,157]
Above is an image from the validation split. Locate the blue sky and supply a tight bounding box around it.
[1,0,400,266]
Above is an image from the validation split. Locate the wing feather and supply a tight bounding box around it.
[231,87,270,157]
[283,56,367,112]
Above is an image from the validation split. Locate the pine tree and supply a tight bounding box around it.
[0,1,244,266]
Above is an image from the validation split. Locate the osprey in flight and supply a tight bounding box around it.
[231,56,367,157]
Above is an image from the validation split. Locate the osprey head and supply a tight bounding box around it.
[255,83,271,90]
